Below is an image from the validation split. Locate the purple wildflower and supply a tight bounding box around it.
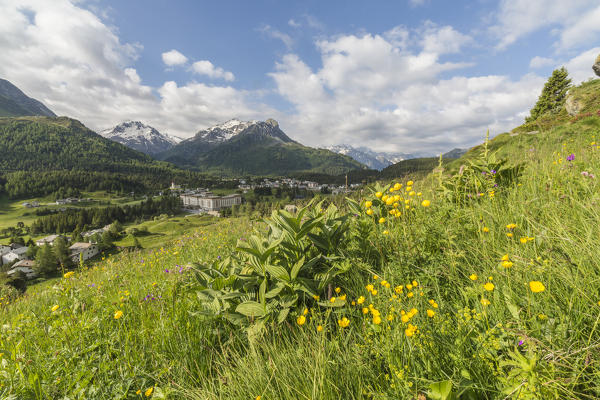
[490,169,497,174]
[518,340,524,346]
[164,268,170,273]
[567,153,575,162]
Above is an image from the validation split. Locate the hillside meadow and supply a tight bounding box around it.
[2,82,600,399]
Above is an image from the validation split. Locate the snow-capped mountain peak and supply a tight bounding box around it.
[100,121,178,155]
[197,119,258,143]
[325,144,418,170]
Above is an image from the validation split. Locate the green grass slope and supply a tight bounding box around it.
[1,79,600,399]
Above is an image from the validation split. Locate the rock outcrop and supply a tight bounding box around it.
[565,94,584,116]
[593,54,600,77]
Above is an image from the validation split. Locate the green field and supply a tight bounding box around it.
[114,214,222,249]
[1,80,600,399]
[0,191,143,243]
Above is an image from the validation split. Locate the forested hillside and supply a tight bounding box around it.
[0,117,220,198]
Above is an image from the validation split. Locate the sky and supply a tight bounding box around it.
[1,0,599,155]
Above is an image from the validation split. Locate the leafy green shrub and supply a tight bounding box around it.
[186,200,365,329]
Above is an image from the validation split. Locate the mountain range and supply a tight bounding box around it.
[156,118,365,176]
[99,121,181,155]
[0,77,466,183]
[324,144,421,170]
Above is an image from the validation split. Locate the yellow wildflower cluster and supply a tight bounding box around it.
[364,181,431,228]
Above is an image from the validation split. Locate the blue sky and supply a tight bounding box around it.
[1,0,599,154]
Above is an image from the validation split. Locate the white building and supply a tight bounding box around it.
[181,193,242,211]
[69,242,99,264]
[1,247,28,265]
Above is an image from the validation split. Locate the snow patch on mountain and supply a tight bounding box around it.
[196,119,258,143]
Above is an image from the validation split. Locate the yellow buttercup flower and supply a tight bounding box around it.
[317,325,323,332]
[375,192,382,198]
[421,200,431,207]
[357,296,365,304]
[362,307,369,314]
[366,209,374,215]
[51,305,59,312]
[303,308,309,315]
[63,271,74,279]
[365,201,372,208]
[482,227,490,233]
[145,387,153,397]
[114,310,123,320]
[379,217,386,224]
[405,323,417,337]
[483,282,495,291]
[481,298,490,306]
[502,261,513,268]
[529,281,545,293]
[407,180,413,186]
[426,309,435,318]
[469,274,478,281]
[335,287,341,293]
[297,315,306,325]
[519,237,528,244]
[338,317,350,328]
[501,254,509,261]
[373,315,382,325]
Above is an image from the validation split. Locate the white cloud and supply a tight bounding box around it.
[558,5,600,50]
[161,49,188,66]
[420,23,472,55]
[288,19,300,28]
[492,0,600,50]
[269,28,551,154]
[564,47,600,84]
[529,56,555,69]
[191,60,235,81]
[0,0,268,138]
[259,25,294,49]
[409,0,427,6]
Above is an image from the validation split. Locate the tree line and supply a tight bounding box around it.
[30,196,182,234]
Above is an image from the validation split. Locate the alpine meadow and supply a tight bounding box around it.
[1,1,600,399]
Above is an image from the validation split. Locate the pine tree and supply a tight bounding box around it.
[526,67,572,123]
[53,237,72,268]
[35,244,58,277]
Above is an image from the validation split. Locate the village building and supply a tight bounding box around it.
[7,260,38,279]
[35,234,66,246]
[69,242,99,264]
[1,246,28,265]
[180,193,242,212]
